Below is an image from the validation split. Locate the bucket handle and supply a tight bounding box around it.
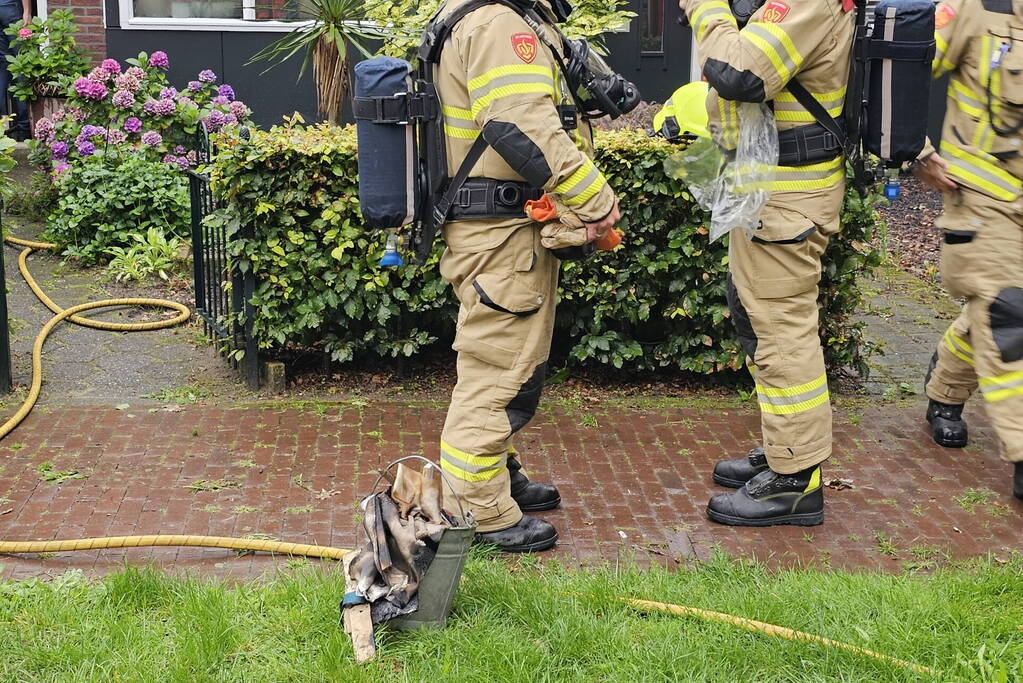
[367,455,473,528]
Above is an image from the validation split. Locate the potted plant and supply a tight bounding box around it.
[5,10,90,133]
[247,0,380,123]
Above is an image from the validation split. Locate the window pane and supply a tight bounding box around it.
[133,0,300,20]
[640,0,664,53]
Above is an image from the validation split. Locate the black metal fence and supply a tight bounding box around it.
[187,124,260,389]
[0,214,12,395]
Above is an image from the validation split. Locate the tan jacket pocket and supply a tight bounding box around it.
[452,272,549,369]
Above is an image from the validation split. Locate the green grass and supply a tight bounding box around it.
[0,553,1021,681]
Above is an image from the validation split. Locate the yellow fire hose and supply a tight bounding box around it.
[0,236,934,675]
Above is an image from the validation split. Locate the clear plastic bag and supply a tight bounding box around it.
[663,102,778,242]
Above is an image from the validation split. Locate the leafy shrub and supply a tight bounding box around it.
[3,170,59,222]
[367,0,634,59]
[208,121,882,376]
[45,152,190,264]
[104,227,185,282]
[5,10,90,101]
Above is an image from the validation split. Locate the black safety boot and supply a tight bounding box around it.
[926,399,969,448]
[474,515,558,553]
[713,446,769,488]
[1014,463,1023,501]
[508,457,561,511]
[707,465,824,527]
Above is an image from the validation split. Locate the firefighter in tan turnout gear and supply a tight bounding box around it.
[916,0,1023,500]
[679,0,855,526]
[431,0,621,551]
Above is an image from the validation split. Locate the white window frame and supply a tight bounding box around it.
[117,0,314,31]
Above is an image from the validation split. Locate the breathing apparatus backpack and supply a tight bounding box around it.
[353,0,640,266]
[681,0,935,198]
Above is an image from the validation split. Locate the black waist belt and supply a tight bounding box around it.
[446,178,544,221]
[777,121,845,167]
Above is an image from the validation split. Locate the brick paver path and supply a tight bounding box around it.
[2,400,1019,580]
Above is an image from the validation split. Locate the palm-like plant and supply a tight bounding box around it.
[248,0,383,123]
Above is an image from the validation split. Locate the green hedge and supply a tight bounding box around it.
[207,122,883,376]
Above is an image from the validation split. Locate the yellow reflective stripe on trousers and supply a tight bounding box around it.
[933,33,955,77]
[691,0,735,39]
[468,64,555,117]
[943,327,974,366]
[440,441,506,482]
[979,371,1023,403]
[774,86,846,123]
[744,23,804,82]
[757,373,829,416]
[944,143,1022,201]
[555,158,607,207]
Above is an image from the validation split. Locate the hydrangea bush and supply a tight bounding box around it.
[31,50,252,177]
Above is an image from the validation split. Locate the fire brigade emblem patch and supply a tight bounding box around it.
[512,33,537,63]
[761,0,790,23]
[935,4,956,29]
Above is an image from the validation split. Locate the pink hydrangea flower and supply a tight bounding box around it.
[101,59,121,74]
[33,117,54,140]
[141,131,162,146]
[18,28,31,39]
[87,66,109,82]
[142,100,158,115]
[114,74,140,92]
[73,77,108,100]
[68,107,87,122]
[112,90,135,109]
[154,99,175,115]
[52,161,70,178]
[106,130,126,144]
[125,66,145,80]
[211,95,229,106]
[198,69,216,83]
[187,80,202,92]
[149,51,169,69]
[229,101,250,119]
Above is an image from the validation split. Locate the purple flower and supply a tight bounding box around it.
[124,117,142,133]
[159,87,177,100]
[78,125,106,140]
[106,130,126,144]
[52,161,70,177]
[229,101,250,119]
[33,117,54,139]
[51,107,67,122]
[73,77,108,100]
[141,131,162,146]
[101,58,122,74]
[211,95,229,106]
[176,156,191,169]
[149,51,169,69]
[204,110,228,131]
[162,153,177,165]
[112,90,135,109]
[174,145,186,154]
[50,140,69,158]
[187,80,202,92]
[217,84,235,101]
[68,107,87,122]
[154,99,176,115]
[198,69,216,83]
[77,140,95,156]
[142,100,160,115]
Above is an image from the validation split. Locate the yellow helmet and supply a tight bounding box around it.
[654,81,710,142]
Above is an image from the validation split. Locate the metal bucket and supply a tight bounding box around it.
[367,455,477,631]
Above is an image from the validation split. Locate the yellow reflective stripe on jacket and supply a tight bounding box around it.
[769,156,845,192]
[440,441,506,482]
[744,22,804,82]
[757,373,829,416]
[949,78,984,119]
[555,158,607,207]
[774,86,846,123]
[691,0,735,40]
[943,327,974,366]
[718,98,739,149]
[933,33,955,77]
[468,64,556,117]
[979,371,1023,403]
[442,104,480,140]
[944,143,1022,201]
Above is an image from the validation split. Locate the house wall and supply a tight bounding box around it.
[52,0,106,62]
